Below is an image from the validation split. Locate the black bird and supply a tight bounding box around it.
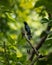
[24,21,32,40]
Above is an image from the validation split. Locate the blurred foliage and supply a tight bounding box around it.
[0,0,52,65]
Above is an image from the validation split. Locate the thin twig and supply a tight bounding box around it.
[25,35,39,56]
[30,56,39,65]
[21,28,40,56]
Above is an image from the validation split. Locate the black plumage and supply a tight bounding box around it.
[24,21,32,40]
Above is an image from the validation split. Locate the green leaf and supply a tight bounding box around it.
[48,20,52,27]
[41,18,49,24]
[35,0,52,13]
[40,31,47,38]
[36,59,47,65]
[47,52,52,65]
[43,38,52,50]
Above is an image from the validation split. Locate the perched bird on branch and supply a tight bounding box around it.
[24,21,32,40]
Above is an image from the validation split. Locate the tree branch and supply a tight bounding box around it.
[30,52,52,65]
[22,28,40,56]
[25,35,39,56]
[29,13,52,61]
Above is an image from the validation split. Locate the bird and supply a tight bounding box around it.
[24,21,32,40]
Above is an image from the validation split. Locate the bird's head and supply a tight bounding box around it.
[24,21,27,25]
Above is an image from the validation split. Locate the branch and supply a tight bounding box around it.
[30,52,52,65]
[29,13,52,61]
[30,56,39,65]
[25,35,39,56]
[21,28,40,56]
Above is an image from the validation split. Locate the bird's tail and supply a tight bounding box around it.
[27,34,32,40]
